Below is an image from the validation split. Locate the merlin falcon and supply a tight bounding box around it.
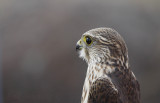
[76,28,140,103]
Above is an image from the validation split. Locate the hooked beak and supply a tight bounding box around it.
[76,40,82,51]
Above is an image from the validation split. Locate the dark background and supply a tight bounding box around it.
[1,0,160,103]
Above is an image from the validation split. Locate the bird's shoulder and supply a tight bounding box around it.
[109,68,140,103]
[88,77,121,103]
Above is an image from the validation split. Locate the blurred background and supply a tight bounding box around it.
[1,0,160,103]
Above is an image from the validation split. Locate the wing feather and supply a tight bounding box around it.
[88,78,121,103]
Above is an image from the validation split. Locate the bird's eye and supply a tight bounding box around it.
[86,37,92,44]
[84,36,93,45]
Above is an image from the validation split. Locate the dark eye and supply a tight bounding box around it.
[86,36,92,44]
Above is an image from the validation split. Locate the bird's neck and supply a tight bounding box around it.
[87,62,114,79]
[87,57,129,76]
[88,52,129,70]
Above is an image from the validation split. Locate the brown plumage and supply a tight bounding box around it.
[76,27,140,103]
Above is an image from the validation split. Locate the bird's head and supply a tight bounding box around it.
[76,27,128,66]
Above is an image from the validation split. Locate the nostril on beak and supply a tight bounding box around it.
[76,45,81,51]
